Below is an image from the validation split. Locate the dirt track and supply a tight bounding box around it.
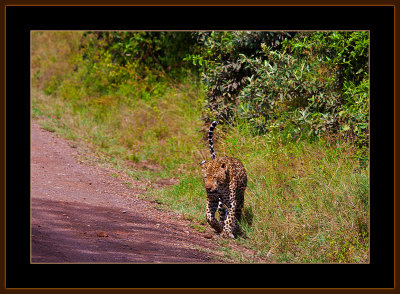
[31,122,221,263]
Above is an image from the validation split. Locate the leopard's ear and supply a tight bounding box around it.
[200,160,206,166]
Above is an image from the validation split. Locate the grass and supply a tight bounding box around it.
[31,31,369,263]
[145,175,207,223]
[155,122,369,263]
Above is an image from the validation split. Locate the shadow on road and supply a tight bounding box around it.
[31,198,214,263]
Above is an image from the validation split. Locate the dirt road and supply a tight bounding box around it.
[31,122,220,263]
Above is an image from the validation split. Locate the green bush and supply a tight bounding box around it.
[82,31,199,80]
[185,31,294,124]
[186,31,369,163]
[284,31,369,157]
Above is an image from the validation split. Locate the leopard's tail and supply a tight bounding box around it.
[208,121,217,160]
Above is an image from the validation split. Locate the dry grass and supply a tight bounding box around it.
[31,31,83,91]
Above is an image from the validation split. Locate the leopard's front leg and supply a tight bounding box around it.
[218,198,227,228]
[206,197,222,233]
[221,195,237,239]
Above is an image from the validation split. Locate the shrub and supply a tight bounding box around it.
[81,31,199,80]
[187,31,369,162]
[185,31,294,124]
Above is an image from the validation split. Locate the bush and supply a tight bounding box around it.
[82,31,199,80]
[284,31,369,164]
[185,31,294,124]
[187,31,369,162]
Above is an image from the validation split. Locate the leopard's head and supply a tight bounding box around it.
[200,158,229,194]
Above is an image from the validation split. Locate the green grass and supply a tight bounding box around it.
[146,175,207,224]
[31,31,369,263]
[164,122,369,263]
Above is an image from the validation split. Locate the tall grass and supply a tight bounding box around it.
[222,121,369,263]
[146,121,369,263]
[31,31,369,263]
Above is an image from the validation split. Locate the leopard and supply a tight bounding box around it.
[200,121,247,238]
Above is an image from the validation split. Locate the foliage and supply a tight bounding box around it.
[187,31,369,163]
[287,31,369,89]
[185,31,294,124]
[284,31,369,164]
[81,31,198,79]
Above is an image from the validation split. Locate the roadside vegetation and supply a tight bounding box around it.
[31,31,369,263]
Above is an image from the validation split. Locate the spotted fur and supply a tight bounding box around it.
[200,121,247,238]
